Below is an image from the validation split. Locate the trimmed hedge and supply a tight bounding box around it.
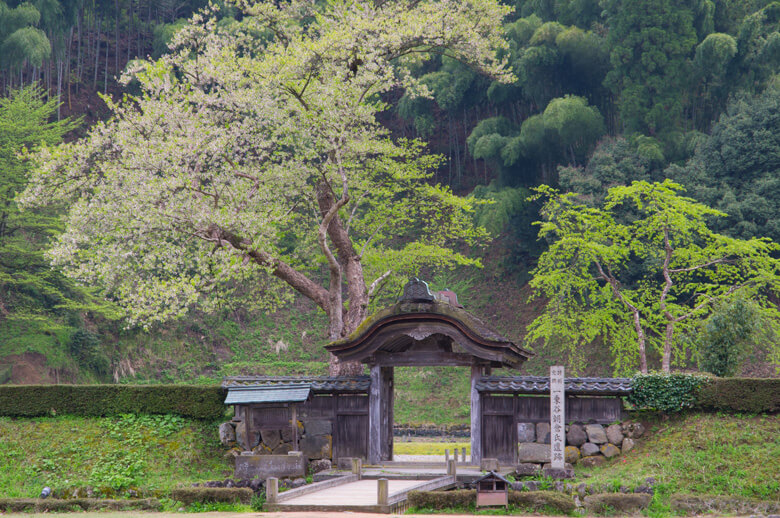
[583,493,651,514]
[670,494,780,515]
[629,373,710,413]
[407,490,575,513]
[0,498,161,512]
[697,378,780,413]
[171,487,253,505]
[0,385,227,418]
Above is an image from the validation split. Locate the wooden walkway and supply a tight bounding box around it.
[265,474,457,513]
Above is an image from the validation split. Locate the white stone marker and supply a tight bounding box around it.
[550,365,565,469]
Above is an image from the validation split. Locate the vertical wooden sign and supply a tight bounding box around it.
[550,365,565,469]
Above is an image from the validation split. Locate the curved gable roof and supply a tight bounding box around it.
[326,295,534,369]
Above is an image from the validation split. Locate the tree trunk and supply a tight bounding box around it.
[661,322,674,372]
[315,180,369,377]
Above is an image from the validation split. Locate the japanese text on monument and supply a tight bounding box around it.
[550,366,565,469]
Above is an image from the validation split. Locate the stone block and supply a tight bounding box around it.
[336,457,354,469]
[272,442,292,455]
[514,463,541,477]
[518,442,551,463]
[310,459,332,473]
[536,422,551,444]
[480,458,500,471]
[304,419,332,436]
[580,455,606,468]
[261,429,282,450]
[625,422,645,438]
[581,442,600,457]
[219,422,236,446]
[566,424,587,446]
[600,443,620,458]
[621,438,635,454]
[606,424,624,445]
[585,424,608,444]
[543,462,574,470]
[517,422,536,442]
[564,445,581,464]
[235,421,259,450]
[234,454,306,480]
[300,434,331,460]
[543,467,575,479]
[281,428,293,443]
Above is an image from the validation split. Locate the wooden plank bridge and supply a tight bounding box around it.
[264,473,457,513]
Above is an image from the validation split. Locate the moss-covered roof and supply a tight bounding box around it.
[326,300,534,369]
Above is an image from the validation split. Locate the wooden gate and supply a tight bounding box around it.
[333,394,369,460]
[482,395,516,464]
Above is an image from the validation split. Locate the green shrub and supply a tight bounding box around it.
[583,493,651,515]
[670,494,780,515]
[69,329,111,377]
[407,489,475,509]
[171,487,253,505]
[697,378,780,413]
[0,385,227,418]
[0,498,161,512]
[699,298,760,377]
[509,490,576,513]
[628,372,710,412]
[407,490,575,514]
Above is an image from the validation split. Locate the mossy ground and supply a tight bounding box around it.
[0,415,229,499]
[578,413,779,503]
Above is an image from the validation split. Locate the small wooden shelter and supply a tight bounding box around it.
[475,471,510,508]
[325,278,534,464]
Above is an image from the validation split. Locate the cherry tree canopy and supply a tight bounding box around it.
[22,0,513,373]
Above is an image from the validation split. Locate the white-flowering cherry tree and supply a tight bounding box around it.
[22,0,513,374]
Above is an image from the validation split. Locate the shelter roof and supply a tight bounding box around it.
[326,279,533,369]
[476,376,633,396]
[224,384,311,405]
[222,375,370,393]
[474,471,511,484]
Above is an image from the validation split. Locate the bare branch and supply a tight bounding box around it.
[368,269,391,298]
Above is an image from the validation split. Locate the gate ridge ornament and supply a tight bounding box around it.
[398,277,435,303]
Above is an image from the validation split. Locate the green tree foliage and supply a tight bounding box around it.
[23,0,512,374]
[699,297,763,377]
[0,1,51,70]
[0,86,117,368]
[602,0,699,135]
[668,85,780,241]
[466,96,604,186]
[527,180,780,375]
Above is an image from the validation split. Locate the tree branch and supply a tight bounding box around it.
[203,223,331,315]
[368,269,391,298]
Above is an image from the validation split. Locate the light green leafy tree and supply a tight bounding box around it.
[21,0,513,374]
[527,180,780,374]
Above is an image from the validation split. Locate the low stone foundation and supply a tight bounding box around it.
[234,454,307,480]
[517,420,646,468]
[220,419,333,462]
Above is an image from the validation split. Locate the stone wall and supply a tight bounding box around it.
[219,418,333,463]
[517,420,646,470]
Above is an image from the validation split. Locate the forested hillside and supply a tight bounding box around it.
[1,0,779,384]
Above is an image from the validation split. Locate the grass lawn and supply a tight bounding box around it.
[393,441,470,455]
[579,413,779,502]
[0,415,230,499]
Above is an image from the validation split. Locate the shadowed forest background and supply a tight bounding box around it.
[2,0,780,394]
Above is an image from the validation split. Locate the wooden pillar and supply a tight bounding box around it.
[267,477,278,504]
[370,364,394,464]
[377,478,389,505]
[382,366,394,462]
[470,364,482,465]
[291,404,298,451]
